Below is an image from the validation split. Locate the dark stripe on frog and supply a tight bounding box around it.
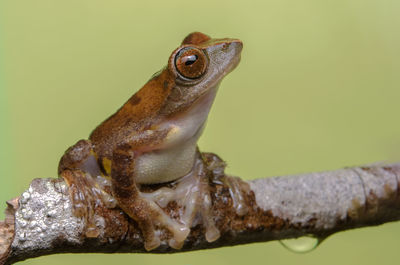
[129,95,141,105]
[163,80,169,91]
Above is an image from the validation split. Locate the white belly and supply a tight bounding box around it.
[134,137,197,184]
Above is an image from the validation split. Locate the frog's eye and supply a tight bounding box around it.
[174,47,207,79]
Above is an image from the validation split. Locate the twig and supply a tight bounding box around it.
[0,157,399,265]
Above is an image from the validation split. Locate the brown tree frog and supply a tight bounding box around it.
[58,32,243,251]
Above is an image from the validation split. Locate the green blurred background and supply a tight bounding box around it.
[1,0,400,264]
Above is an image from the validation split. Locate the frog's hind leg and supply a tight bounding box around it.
[59,140,117,237]
[111,148,190,251]
[58,139,102,177]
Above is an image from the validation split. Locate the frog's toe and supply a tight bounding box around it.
[173,224,190,243]
[142,187,176,208]
[168,238,185,250]
[144,236,161,251]
[152,206,190,247]
[163,221,190,249]
[205,224,220,242]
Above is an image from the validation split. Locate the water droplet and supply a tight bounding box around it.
[279,235,324,253]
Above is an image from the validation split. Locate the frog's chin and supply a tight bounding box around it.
[167,84,218,138]
[195,84,219,109]
[176,84,218,121]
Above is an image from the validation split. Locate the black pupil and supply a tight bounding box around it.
[184,55,198,66]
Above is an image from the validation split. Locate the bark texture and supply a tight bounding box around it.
[0,162,399,265]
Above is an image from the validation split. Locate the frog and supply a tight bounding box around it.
[58,32,243,251]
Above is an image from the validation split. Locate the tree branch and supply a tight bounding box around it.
[1,157,399,265]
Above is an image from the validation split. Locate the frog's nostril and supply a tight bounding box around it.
[222,39,243,51]
[222,43,231,51]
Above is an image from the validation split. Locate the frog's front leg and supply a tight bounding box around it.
[175,154,221,243]
[144,151,251,246]
[141,151,221,245]
[110,145,190,251]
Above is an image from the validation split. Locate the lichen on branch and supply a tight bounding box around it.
[1,157,400,265]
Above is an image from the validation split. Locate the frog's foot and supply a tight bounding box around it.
[113,188,190,251]
[61,169,117,238]
[203,152,250,216]
[142,158,221,245]
[149,152,251,244]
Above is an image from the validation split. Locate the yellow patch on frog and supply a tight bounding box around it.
[102,157,112,176]
[164,125,182,145]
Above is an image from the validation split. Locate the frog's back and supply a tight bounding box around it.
[89,69,175,159]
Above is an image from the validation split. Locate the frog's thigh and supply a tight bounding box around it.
[58,139,101,177]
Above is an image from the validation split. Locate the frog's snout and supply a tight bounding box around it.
[219,39,242,74]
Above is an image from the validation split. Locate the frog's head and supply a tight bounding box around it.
[170,32,242,82]
[89,32,242,151]
[162,32,242,112]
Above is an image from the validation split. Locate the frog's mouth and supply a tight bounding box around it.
[223,51,242,76]
[192,40,242,101]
